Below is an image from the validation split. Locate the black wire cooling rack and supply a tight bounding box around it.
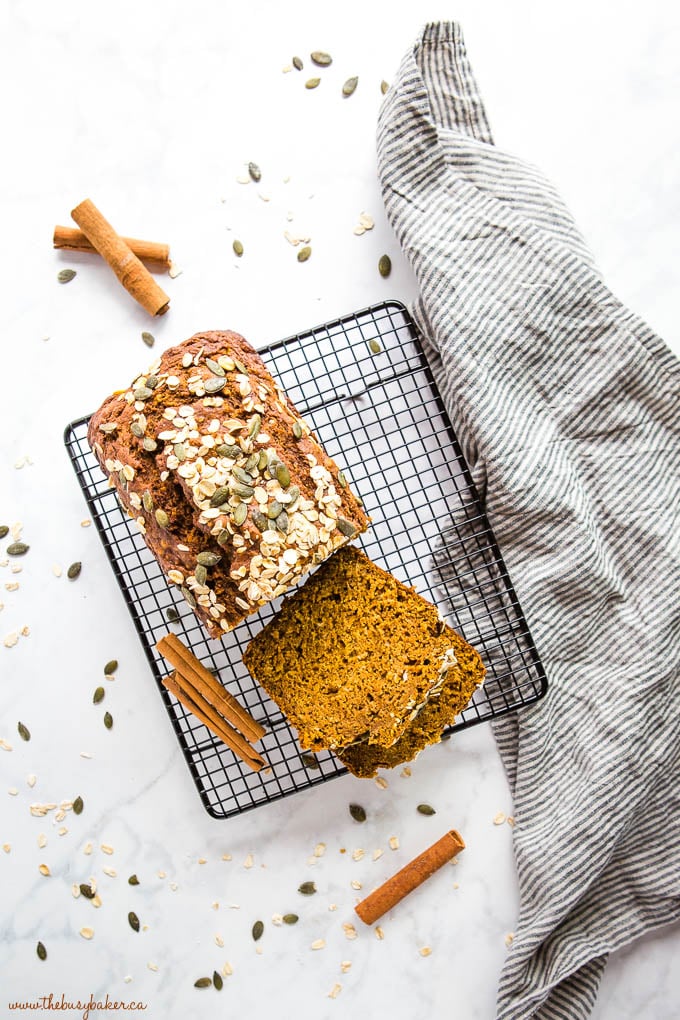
[64,300,547,819]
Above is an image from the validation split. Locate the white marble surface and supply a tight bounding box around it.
[1,2,679,1018]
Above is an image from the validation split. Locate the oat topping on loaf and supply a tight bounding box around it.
[88,330,369,638]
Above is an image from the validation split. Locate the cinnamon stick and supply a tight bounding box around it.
[156,633,265,743]
[354,830,465,926]
[70,199,170,316]
[162,671,266,773]
[54,225,171,272]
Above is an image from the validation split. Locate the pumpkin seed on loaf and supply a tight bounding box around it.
[242,546,484,775]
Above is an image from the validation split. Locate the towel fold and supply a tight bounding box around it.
[377,22,680,1019]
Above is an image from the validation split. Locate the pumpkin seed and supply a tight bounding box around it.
[248,413,261,438]
[194,564,208,586]
[232,503,248,526]
[311,50,332,66]
[276,464,291,488]
[248,162,261,183]
[298,881,316,895]
[73,796,84,815]
[128,911,140,932]
[368,339,382,354]
[141,331,155,348]
[197,551,222,567]
[104,712,113,730]
[213,970,223,991]
[7,542,29,556]
[233,357,248,374]
[104,660,118,675]
[166,607,180,623]
[417,803,436,815]
[17,721,30,742]
[267,500,282,520]
[232,467,254,485]
[128,874,140,886]
[37,941,47,960]
[305,78,320,90]
[378,254,392,278]
[381,80,389,95]
[342,76,358,97]
[204,376,226,394]
[93,687,105,704]
[286,485,300,506]
[252,920,264,941]
[252,510,267,532]
[337,470,347,488]
[215,444,239,459]
[349,803,366,823]
[231,482,254,499]
[336,518,357,538]
[210,486,230,508]
[130,422,145,438]
[174,442,186,463]
[258,450,269,471]
[300,752,320,770]
[142,437,158,453]
[67,561,82,579]
[232,239,244,258]
[205,357,225,377]
[146,375,159,389]
[275,511,289,534]
[282,913,299,925]
[292,55,303,70]
[194,977,212,989]
[0,525,8,538]
[292,421,303,439]
[80,883,96,899]
[58,268,76,284]
[155,508,169,528]
[181,586,197,608]
[217,529,231,547]
[297,245,312,262]
[245,452,260,473]
[133,387,153,401]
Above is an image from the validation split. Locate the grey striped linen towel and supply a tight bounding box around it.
[377,22,680,1020]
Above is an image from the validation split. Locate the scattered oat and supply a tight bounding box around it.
[80,752,93,759]
[80,927,94,940]
[100,843,114,854]
[212,902,219,910]
[215,934,225,947]
[2,843,10,853]
[375,926,385,940]
[221,853,232,861]
[340,960,352,973]
[27,774,37,788]
[228,904,240,910]
[243,853,254,868]
[0,738,12,751]
[351,849,365,862]
[103,867,117,878]
[222,962,233,977]
[342,923,357,940]
[5,582,19,592]
[38,833,47,848]
[147,962,158,972]
[507,816,516,828]
[58,827,68,836]
[8,787,18,796]
[505,932,515,947]
[3,632,19,648]
[493,812,507,826]
[55,810,66,822]
[328,983,342,999]
[353,225,366,236]
[401,766,412,777]
[350,880,362,891]
[81,519,91,527]
[374,776,388,789]
[92,894,102,908]
[72,883,80,898]
[453,882,460,890]
[168,262,182,279]
[271,914,283,927]
[313,842,326,858]
[311,939,326,951]
[373,848,384,861]
[170,883,178,891]
[123,976,132,984]
[20,624,29,636]
[38,863,51,876]
[157,870,166,879]
[419,946,432,957]
[388,836,400,851]
[83,842,93,855]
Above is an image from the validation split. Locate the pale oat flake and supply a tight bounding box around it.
[340,961,352,973]
[311,939,326,951]
[80,927,95,940]
[342,923,357,940]
[373,848,384,861]
[389,836,400,850]
[505,932,515,947]
[2,843,10,853]
[0,738,12,751]
[39,864,51,876]
[493,812,507,826]
[243,853,254,868]
[27,774,37,788]
[38,833,47,849]
[147,962,159,972]
[375,776,388,789]
[419,946,432,957]
[350,880,362,891]
[328,983,342,999]
[100,843,114,854]
[375,926,385,940]
[222,962,234,977]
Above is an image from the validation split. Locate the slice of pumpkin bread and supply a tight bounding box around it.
[242,546,484,773]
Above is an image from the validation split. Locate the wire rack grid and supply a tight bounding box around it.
[64,300,547,819]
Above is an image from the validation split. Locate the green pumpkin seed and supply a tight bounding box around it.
[194,977,212,989]
[128,874,140,886]
[197,551,222,567]
[337,470,347,488]
[128,911,140,932]
[245,452,260,473]
[194,564,208,586]
[215,443,240,459]
[276,464,291,488]
[305,78,320,90]
[133,387,153,401]
[283,913,299,925]
[67,561,82,579]
[292,56,303,70]
[93,686,105,704]
[205,357,225,377]
[368,339,382,354]
[80,883,95,899]
[204,376,226,394]
[130,422,145,438]
[252,920,264,941]
[0,525,8,539]
[232,503,248,526]
[232,467,254,485]
[297,245,312,262]
[142,437,158,452]
[292,421,303,439]
[248,414,261,439]
[181,586,197,608]
[213,970,223,990]
[216,529,231,547]
[155,508,169,528]
[336,518,357,538]
[286,485,300,507]
[37,941,47,960]
[18,721,30,741]
[248,162,262,183]
[301,752,320,770]
[104,712,113,730]
[73,796,84,815]
[58,268,76,284]
[381,80,389,95]
[275,511,289,534]
[210,486,231,508]
[7,542,29,556]
[252,510,267,532]
[141,331,155,348]
[311,50,332,66]
[233,357,248,374]
[146,375,159,389]
[342,76,358,97]
[104,659,118,675]
[232,239,244,258]
[267,500,282,519]
[349,803,366,823]
[231,482,254,500]
[257,450,269,471]
[378,254,392,278]
[166,607,180,622]
[298,881,316,895]
[173,442,186,463]
[417,803,436,816]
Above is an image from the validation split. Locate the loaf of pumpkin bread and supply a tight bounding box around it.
[88,330,369,639]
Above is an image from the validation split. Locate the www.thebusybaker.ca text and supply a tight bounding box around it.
[8,992,148,1020]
